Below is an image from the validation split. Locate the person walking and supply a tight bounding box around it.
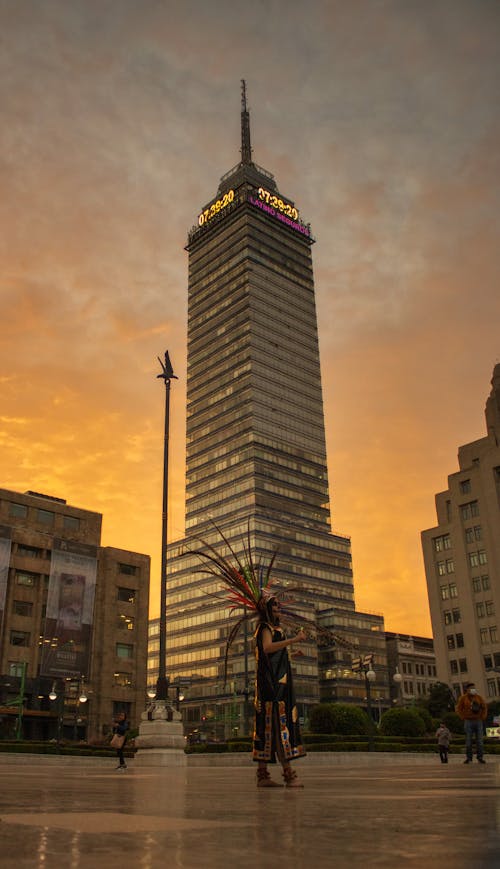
[254,595,307,788]
[435,721,451,763]
[111,710,129,771]
[456,682,487,764]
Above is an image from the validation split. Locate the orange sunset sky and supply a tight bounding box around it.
[1,0,499,637]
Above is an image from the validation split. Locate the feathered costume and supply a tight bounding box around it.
[191,523,348,764]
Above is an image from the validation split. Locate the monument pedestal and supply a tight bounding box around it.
[134,700,187,766]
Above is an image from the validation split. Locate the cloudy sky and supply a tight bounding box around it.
[1,0,499,636]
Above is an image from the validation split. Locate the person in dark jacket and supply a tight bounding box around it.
[112,711,129,770]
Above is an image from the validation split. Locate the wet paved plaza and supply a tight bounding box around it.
[1,754,500,868]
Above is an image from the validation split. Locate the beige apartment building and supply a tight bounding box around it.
[422,364,500,701]
[0,488,150,741]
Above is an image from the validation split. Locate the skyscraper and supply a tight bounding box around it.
[153,85,386,736]
[422,364,500,701]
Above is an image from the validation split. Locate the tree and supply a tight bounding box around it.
[379,707,426,737]
[426,682,456,718]
[309,703,372,735]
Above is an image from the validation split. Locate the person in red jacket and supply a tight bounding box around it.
[456,682,488,764]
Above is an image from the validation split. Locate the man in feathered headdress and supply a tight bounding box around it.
[191,524,307,787]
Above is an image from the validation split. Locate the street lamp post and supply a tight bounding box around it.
[352,653,376,751]
[393,667,403,705]
[156,351,178,703]
[49,676,88,747]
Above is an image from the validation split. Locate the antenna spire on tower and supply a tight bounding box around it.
[240,79,252,165]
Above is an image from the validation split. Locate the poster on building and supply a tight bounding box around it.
[0,525,13,638]
[39,538,98,679]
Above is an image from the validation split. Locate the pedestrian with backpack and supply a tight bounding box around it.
[456,682,487,764]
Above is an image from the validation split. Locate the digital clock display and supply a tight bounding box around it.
[256,187,298,221]
[198,189,235,226]
[248,189,311,238]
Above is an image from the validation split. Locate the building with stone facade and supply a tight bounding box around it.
[148,85,387,739]
[384,632,437,708]
[422,364,500,701]
[0,487,150,741]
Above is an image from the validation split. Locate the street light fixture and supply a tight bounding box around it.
[49,677,88,745]
[393,667,403,705]
[352,653,376,751]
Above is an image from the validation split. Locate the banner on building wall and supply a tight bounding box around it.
[39,538,98,679]
[0,525,13,639]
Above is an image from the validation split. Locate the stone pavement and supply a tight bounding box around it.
[0,754,499,868]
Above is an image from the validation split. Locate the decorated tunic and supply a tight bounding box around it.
[252,621,306,763]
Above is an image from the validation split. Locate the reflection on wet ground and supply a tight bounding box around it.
[0,756,499,868]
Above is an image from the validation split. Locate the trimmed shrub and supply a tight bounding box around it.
[379,707,426,738]
[413,705,433,733]
[309,703,372,736]
[442,712,463,734]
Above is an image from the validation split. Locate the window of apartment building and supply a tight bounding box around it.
[459,658,468,673]
[453,608,461,623]
[117,587,136,603]
[17,544,43,558]
[402,662,413,675]
[449,583,458,598]
[482,575,490,590]
[9,502,27,518]
[460,501,479,520]
[472,577,481,593]
[8,661,26,677]
[118,563,138,576]
[429,665,437,677]
[434,534,451,552]
[10,630,30,646]
[63,515,80,531]
[437,562,447,577]
[476,602,485,618]
[403,681,414,694]
[490,626,498,643]
[446,559,454,574]
[487,679,496,697]
[443,610,452,625]
[447,635,455,650]
[440,584,449,599]
[117,614,135,631]
[466,526,482,543]
[481,629,490,645]
[456,633,464,648]
[450,660,458,674]
[116,643,133,659]
[15,570,38,587]
[469,551,486,568]
[37,508,54,526]
[12,600,33,617]
[486,601,495,616]
[113,672,132,687]
[460,479,471,494]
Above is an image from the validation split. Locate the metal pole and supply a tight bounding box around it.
[366,670,374,752]
[156,352,177,702]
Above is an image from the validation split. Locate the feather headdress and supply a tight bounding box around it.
[189,521,357,683]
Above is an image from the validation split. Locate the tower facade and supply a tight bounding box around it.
[422,364,500,701]
[157,86,385,736]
